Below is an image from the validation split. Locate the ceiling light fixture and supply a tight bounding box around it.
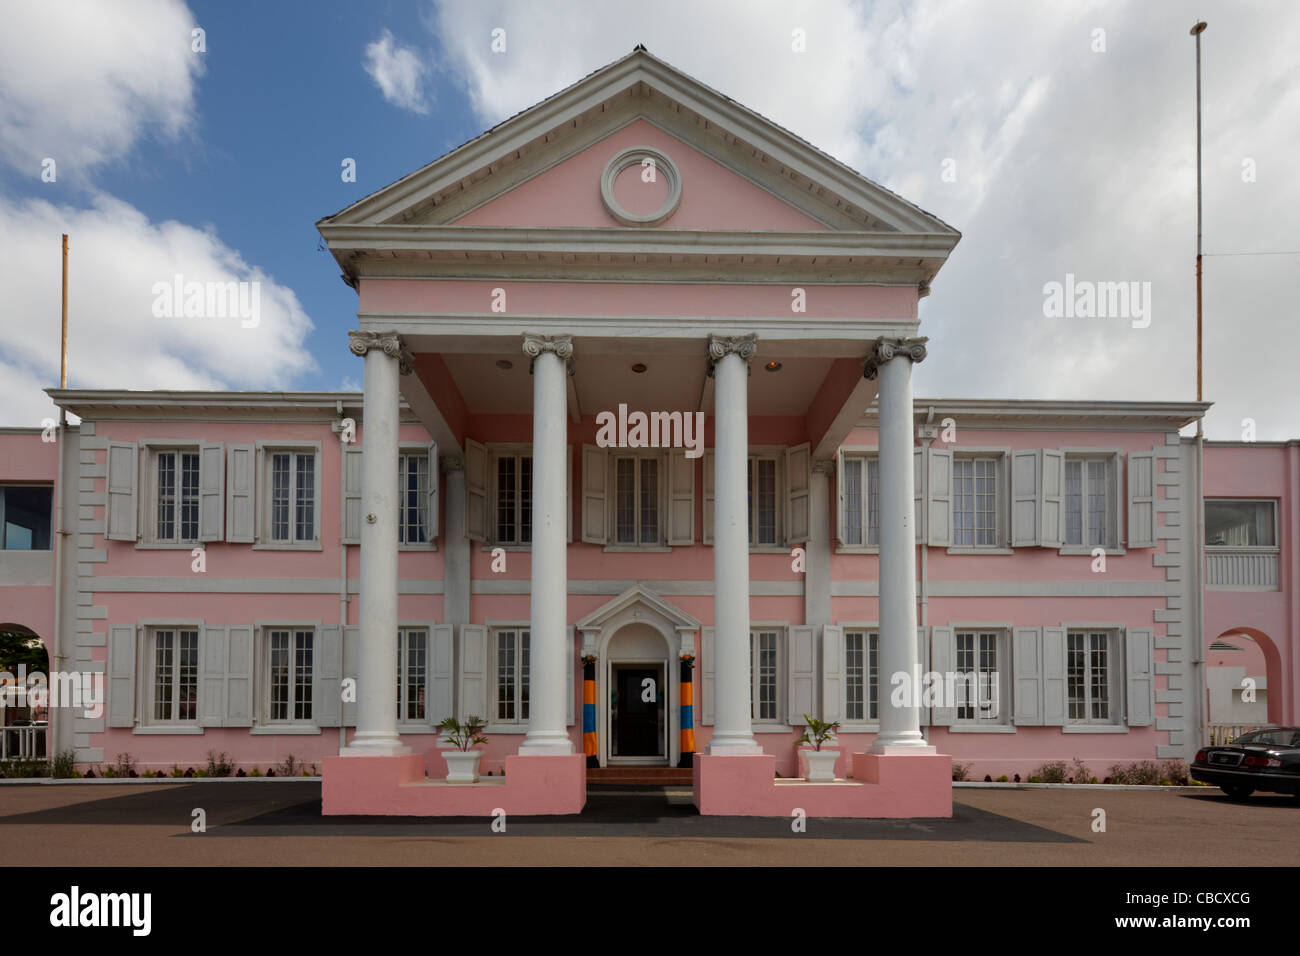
[631,363,647,373]
[496,360,513,370]
[765,361,783,372]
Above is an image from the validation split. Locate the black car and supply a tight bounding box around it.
[1191,727,1300,799]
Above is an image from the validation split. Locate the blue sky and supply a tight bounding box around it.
[1,0,1297,438]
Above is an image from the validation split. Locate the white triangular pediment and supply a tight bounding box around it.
[574,584,700,634]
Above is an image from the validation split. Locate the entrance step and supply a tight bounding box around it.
[587,766,693,787]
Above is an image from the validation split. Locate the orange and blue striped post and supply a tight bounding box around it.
[582,656,598,768]
[678,654,695,768]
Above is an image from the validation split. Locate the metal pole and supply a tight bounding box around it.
[1190,20,1208,758]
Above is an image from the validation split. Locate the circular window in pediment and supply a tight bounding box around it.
[600,146,682,226]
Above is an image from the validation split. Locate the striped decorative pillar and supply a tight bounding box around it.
[582,657,598,768]
[678,655,696,768]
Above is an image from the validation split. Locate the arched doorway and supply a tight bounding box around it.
[0,623,50,760]
[604,622,673,765]
[1207,627,1284,729]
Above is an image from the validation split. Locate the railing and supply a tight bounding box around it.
[0,723,46,760]
[1205,724,1266,746]
[1206,548,1279,590]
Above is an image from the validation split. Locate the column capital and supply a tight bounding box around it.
[862,336,928,380]
[811,458,837,476]
[522,332,574,375]
[349,330,413,375]
[706,333,757,376]
[440,453,465,474]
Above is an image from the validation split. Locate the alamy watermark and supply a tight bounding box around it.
[0,666,104,719]
[151,273,260,328]
[595,404,705,459]
[1042,273,1151,329]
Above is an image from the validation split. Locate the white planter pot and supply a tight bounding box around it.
[803,749,840,782]
[443,750,483,783]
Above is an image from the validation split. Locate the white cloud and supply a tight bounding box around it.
[0,193,316,427]
[424,0,1300,439]
[364,29,432,114]
[0,0,203,179]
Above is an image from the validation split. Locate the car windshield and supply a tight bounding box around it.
[1233,729,1300,747]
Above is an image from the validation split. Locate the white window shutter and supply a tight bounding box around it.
[1125,627,1154,726]
[667,449,694,545]
[1042,626,1066,726]
[226,625,253,727]
[927,447,953,547]
[913,447,926,544]
[429,624,454,727]
[787,625,815,724]
[426,441,440,542]
[916,625,930,726]
[581,444,607,544]
[107,624,137,727]
[106,442,138,541]
[341,625,360,727]
[702,449,715,545]
[464,439,488,542]
[1041,450,1064,547]
[199,625,228,727]
[458,624,489,721]
[199,443,225,542]
[930,626,955,726]
[225,444,256,543]
[834,451,847,547]
[820,624,843,723]
[1012,626,1043,726]
[314,625,343,727]
[566,444,574,544]
[566,626,575,726]
[1011,450,1039,547]
[700,626,715,724]
[1127,451,1156,548]
[341,447,362,545]
[784,442,811,545]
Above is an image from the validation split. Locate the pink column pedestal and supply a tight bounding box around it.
[693,751,952,818]
[322,752,586,817]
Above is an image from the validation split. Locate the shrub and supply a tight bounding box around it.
[249,767,261,777]
[0,757,48,778]
[983,775,992,783]
[1027,775,1043,783]
[168,764,185,778]
[1069,758,1092,784]
[51,749,78,779]
[997,775,1009,782]
[1033,760,1069,784]
[1161,760,1189,786]
[951,762,971,782]
[1108,760,1163,786]
[112,753,136,777]
[205,751,234,778]
[275,754,306,777]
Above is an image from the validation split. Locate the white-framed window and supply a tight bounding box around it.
[397,627,427,722]
[1066,630,1119,724]
[265,628,314,723]
[493,451,533,546]
[844,629,879,722]
[494,627,530,724]
[954,630,1008,723]
[1205,499,1277,548]
[397,451,430,545]
[146,448,201,543]
[146,627,200,725]
[749,628,785,722]
[748,455,780,546]
[1064,456,1117,549]
[260,446,320,546]
[841,455,880,547]
[0,484,53,550]
[952,456,1001,547]
[612,452,663,545]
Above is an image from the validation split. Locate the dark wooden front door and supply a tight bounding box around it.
[612,665,663,757]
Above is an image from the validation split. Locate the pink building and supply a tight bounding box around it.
[2,50,1294,814]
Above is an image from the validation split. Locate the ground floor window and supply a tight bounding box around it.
[749,629,783,722]
[267,628,313,722]
[495,628,530,723]
[1067,630,1117,723]
[397,628,427,721]
[844,629,879,721]
[149,628,198,724]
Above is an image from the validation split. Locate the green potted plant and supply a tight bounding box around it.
[795,714,841,781]
[437,716,489,783]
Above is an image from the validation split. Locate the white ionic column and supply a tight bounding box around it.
[865,336,935,754]
[518,333,574,755]
[707,333,762,755]
[342,331,412,756]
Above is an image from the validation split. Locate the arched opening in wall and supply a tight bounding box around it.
[603,622,673,766]
[1206,627,1282,735]
[0,623,50,760]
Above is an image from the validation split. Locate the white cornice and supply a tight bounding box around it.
[856,398,1211,430]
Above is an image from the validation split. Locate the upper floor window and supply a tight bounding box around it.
[614,453,661,545]
[1205,499,1276,548]
[841,455,879,547]
[953,456,1000,547]
[0,485,52,550]
[398,452,430,545]
[152,449,201,544]
[495,452,532,545]
[1064,456,1116,549]
[748,456,779,546]
[263,448,318,545]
